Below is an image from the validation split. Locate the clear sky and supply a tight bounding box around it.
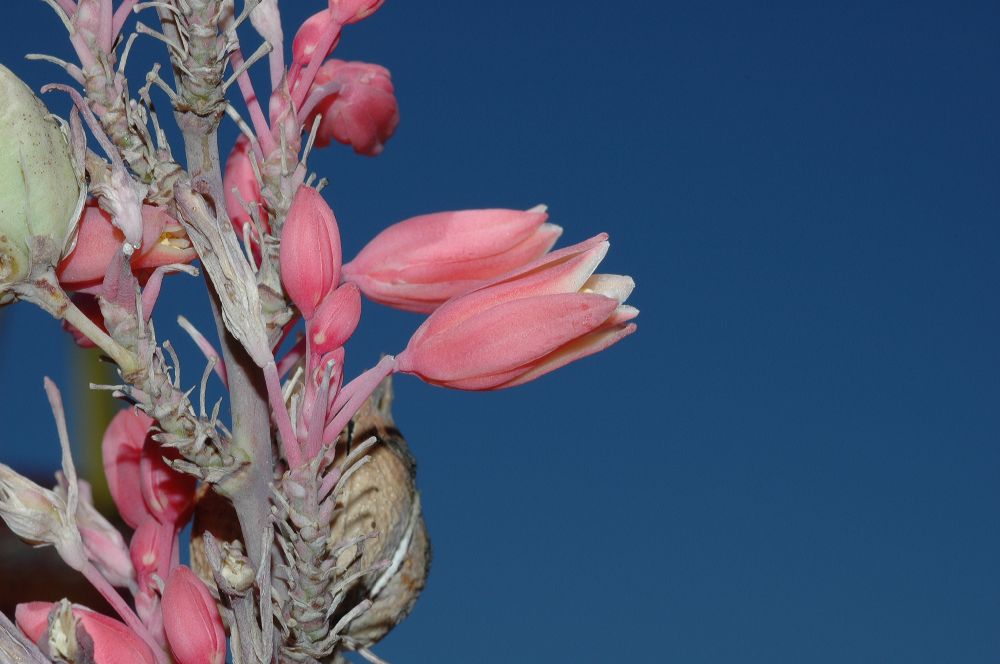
[1,1,998,662]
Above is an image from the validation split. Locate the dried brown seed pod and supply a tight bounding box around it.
[189,376,430,650]
[327,377,430,649]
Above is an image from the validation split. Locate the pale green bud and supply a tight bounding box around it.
[0,64,81,299]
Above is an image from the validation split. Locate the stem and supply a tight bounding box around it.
[176,111,275,566]
[264,361,302,468]
[322,356,397,445]
[62,299,136,371]
[81,562,170,664]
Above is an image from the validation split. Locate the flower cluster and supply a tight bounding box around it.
[0,1,637,662]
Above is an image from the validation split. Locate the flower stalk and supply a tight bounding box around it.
[0,2,638,662]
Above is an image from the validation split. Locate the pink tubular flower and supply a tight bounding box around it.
[223,135,269,241]
[343,206,562,313]
[139,435,196,526]
[292,9,341,67]
[162,566,226,664]
[101,409,153,528]
[307,59,399,155]
[280,185,342,319]
[396,234,638,390]
[57,202,196,291]
[329,0,384,24]
[101,409,196,528]
[308,283,361,355]
[15,601,156,664]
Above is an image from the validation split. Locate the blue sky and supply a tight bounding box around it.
[1,1,999,661]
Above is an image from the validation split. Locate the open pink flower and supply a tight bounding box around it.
[396,234,637,389]
[57,202,196,292]
[15,601,156,664]
[343,206,562,312]
[306,59,399,155]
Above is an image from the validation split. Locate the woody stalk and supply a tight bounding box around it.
[0,1,637,663]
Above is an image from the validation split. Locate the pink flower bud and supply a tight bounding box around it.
[307,60,399,155]
[292,10,342,67]
[130,518,166,588]
[162,566,226,664]
[101,409,152,528]
[139,434,196,526]
[57,202,197,292]
[329,0,384,24]
[343,206,562,312]
[15,601,157,664]
[308,283,361,355]
[280,186,342,319]
[396,235,638,389]
[223,136,269,242]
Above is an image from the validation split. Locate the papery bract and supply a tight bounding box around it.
[223,136,269,242]
[0,464,82,562]
[307,59,399,155]
[57,202,197,291]
[343,207,561,312]
[15,601,157,664]
[55,477,134,587]
[396,235,638,389]
[280,185,342,319]
[162,566,227,664]
[309,283,361,355]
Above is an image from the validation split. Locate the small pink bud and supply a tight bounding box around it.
[223,136,269,242]
[16,601,157,664]
[139,435,196,526]
[329,0,384,24]
[101,409,152,528]
[129,518,166,588]
[57,202,197,292]
[343,206,562,312]
[396,235,638,389]
[280,185,342,319]
[308,283,361,355]
[292,10,342,67]
[307,60,399,155]
[162,566,226,664]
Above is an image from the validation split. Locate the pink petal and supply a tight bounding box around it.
[406,234,609,348]
[102,409,154,529]
[399,292,619,383]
